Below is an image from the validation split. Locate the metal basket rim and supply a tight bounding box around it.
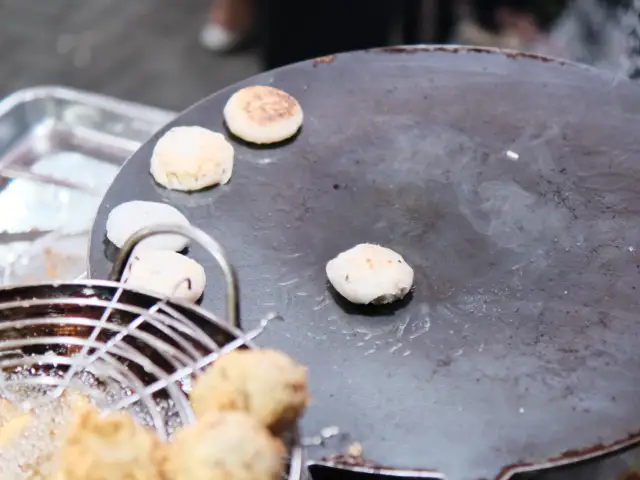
[0,280,304,479]
[0,279,252,346]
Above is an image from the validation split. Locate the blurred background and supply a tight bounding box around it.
[0,0,636,112]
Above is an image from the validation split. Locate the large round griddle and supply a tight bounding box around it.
[88,46,640,480]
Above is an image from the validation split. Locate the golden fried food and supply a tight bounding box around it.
[190,349,309,433]
[0,390,92,480]
[0,410,31,447]
[57,403,163,480]
[0,397,21,422]
[0,399,32,446]
[164,411,285,480]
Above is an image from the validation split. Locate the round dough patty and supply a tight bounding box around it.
[106,201,190,251]
[326,243,414,305]
[150,126,234,191]
[223,85,303,144]
[122,250,206,301]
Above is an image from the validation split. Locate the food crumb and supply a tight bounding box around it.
[347,442,363,458]
[43,248,58,279]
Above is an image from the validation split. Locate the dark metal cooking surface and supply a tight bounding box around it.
[88,46,640,480]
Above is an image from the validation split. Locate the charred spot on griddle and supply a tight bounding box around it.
[312,54,335,66]
[332,184,340,190]
[327,284,413,317]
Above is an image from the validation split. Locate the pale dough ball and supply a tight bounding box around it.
[223,85,303,144]
[150,126,234,191]
[164,411,285,480]
[57,404,163,480]
[190,349,309,433]
[326,243,414,305]
[106,200,190,251]
[122,250,206,301]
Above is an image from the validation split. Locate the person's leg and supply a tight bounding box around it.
[200,0,254,53]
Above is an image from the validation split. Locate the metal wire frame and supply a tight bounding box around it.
[0,224,303,479]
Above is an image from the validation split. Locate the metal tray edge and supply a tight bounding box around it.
[0,85,175,125]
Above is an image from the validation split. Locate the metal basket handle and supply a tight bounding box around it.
[109,224,240,329]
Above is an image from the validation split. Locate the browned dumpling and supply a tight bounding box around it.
[56,404,163,480]
[189,349,309,433]
[223,86,303,145]
[163,411,284,480]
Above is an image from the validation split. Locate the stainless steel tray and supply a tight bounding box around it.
[0,86,175,284]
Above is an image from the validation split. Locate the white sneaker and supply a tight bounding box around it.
[199,23,242,52]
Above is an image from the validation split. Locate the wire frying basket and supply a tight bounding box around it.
[0,224,303,479]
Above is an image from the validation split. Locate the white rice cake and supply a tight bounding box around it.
[122,250,206,301]
[326,243,414,305]
[105,201,190,251]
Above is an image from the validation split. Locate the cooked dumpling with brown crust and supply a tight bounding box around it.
[57,404,163,480]
[189,349,309,433]
[163,411,285,480]
[223,86,303,144]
